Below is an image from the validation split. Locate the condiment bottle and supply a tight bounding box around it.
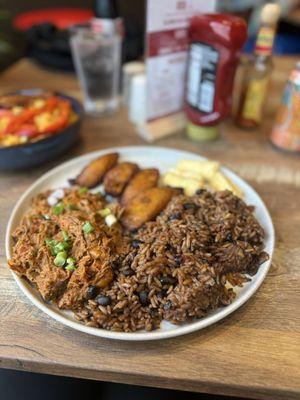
[122,61,145,107]
[91,0,123,35]
[270,61,300,153]
[236,3,281,129]
[185,14,247,142]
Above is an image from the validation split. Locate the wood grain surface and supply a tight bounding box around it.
[0,58,299,400]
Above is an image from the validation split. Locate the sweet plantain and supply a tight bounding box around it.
[75,153,119,188]
[104,162,139,196]
[121,187,173,230]
[121,168,159,205]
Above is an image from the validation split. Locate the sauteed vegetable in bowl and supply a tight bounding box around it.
[0,89,82,170]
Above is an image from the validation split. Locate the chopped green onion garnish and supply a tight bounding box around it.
[45,238,57,255]
[65,257,77,271]
[54,251,67,267]
[54,242,65,253]
[45,238,54,246]
[82,221,94,234]
[53,202,64,215]
[53,241,70,254]
[65,264,77,271]
[98,208,111,217]
[66,204,79,211]
[78,187,88,195]
[61,230,69,241]
[43,214,51,220]
[31,214,42,219]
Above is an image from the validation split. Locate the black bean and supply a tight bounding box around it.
[125,253,135,266]
[169,212,181,221]
[196,189,205,195]
[150,309,158,317]
[131,239,142,249]
[226,233,234,242]
[112,259,120,269]
[160,276,176,285]
[86,285,98,300]
[138,291,148,305]
[130,228,138,234]
[164,300,172,310]
[123,268,135,276]
[165,243,173,252]
[174,255,182,267]
[157,289,167,299]
[96,295,111,306]
[183,202,197,210]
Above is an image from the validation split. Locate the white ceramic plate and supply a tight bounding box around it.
[6,146,274,341]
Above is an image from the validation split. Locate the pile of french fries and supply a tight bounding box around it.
[163,159,243,197]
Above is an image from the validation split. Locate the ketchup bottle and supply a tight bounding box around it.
[185,14,247,141]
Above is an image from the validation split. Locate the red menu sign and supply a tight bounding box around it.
[146,0,216,121]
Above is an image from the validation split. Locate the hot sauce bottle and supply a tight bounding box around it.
[236,3,281,129]
[185,14,247,141]
[271,62,300,153]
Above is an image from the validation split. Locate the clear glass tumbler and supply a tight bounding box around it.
[70,23,121,116]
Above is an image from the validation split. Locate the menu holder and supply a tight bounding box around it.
[136,112,186,142]
[135,0,216,141]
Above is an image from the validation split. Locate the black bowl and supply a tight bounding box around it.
[0,89,82,170]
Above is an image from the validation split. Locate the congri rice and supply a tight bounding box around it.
[8,188,268,332]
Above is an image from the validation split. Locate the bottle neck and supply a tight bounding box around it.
[254,24,276,56]
[93,0,118,19]
[92,0,123,35]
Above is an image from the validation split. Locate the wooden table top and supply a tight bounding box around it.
[0,58,299,400]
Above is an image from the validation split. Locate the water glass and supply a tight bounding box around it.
[70,23,121,116]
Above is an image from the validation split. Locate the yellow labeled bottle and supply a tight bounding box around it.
[236,3,281,129]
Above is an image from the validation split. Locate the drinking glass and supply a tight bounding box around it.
[70,23,121,115]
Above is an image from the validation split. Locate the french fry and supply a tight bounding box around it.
[177,159,219,180]
[163,172,204,196]
[209,171,243,197]
[167,168,202,181]
[163,158,243,198]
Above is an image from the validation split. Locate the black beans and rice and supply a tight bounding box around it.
[8,188,268,332]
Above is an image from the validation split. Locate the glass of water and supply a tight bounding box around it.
[70,23,121,116]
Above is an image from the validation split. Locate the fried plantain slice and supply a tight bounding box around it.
[121,168,159,205]
[75,153,119,188]
[121,187,173,230]
[104,162,139,196]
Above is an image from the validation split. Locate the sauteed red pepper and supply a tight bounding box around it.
[0,95,77,147]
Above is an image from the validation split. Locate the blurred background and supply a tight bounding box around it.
[0,0,300,74]
[0,0,145,72]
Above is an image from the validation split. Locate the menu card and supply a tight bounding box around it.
[146,0,216,125]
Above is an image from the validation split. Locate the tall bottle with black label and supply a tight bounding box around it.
[91,0,123,35]
[185,14,247,141]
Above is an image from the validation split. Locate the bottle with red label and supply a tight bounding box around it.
[185,14,247,141]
